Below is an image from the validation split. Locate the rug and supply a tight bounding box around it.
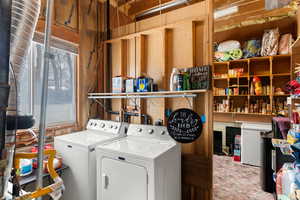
[213,155,274,200]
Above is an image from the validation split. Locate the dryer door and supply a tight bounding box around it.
[101,158,148,200]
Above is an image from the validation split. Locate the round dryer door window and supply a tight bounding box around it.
[167,108,203,144]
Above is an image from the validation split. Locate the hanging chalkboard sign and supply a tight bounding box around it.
[167,108,203,144]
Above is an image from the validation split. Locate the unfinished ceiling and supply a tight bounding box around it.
[99,0,204,19]
[102,0,300,32]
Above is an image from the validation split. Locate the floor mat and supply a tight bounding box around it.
[213,155,274,200]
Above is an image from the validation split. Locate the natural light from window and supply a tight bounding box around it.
[19,42,77,127]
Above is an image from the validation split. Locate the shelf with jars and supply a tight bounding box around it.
[213,55,291,116]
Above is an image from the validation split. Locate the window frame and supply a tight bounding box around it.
[24,37,79,129]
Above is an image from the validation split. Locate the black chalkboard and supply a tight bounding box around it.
[167,108,203,144]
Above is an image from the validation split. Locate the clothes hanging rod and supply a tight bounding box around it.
[88,94,197,99]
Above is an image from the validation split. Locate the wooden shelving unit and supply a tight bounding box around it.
[213,54,292,116]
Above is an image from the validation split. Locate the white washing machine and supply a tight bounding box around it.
[96,124,181,200]
[54,119,128,200]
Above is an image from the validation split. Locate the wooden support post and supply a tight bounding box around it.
[163,28,171,125]
[138,35,146,124]
[121,39,128,113]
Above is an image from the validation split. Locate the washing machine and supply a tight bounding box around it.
[54,119,128,200]
[96,124,181,200]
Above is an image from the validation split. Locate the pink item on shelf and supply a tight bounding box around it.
[279,34,294,55]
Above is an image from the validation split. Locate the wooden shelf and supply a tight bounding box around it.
[274,94,290,97]
[272,54,292,59]
[229,58,248,63]
[249,95,270,97]
[213,61,229,65]
[213,77,228,80]
[213,55,291,65]
[250,74,270,77]
[272,73,291,77]
[214,111,273,116]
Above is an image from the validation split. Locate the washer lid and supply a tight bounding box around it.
[55,130,118,148]
[97,137,177,160]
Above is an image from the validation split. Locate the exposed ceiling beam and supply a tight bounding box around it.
[214,0,249,9]
[117,0,136,6]
[98,0,131,16]
[128,0,178,16]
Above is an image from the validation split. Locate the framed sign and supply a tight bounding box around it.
[167,108,203,144]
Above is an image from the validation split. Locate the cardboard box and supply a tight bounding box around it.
[126,79,136,93]
[137,77,153,92]
[112,77,125,93]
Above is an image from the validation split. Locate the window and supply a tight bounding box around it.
[19,41,77,127]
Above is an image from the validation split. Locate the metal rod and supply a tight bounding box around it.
[136,0,191,19]
[88,94,197,99]
[36,0,54,196]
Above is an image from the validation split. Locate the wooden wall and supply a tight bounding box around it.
[104,1,214,199]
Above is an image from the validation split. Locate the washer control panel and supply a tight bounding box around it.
[86,119,123,134]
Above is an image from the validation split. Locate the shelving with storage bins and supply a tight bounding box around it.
[213,55,292,116]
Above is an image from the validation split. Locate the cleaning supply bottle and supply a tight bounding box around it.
[183,68,190,90]
[177,72,184,91]
[170,68,179,91]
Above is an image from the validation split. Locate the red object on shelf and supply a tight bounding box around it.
[31,144,54,169]
[233,135,241,162]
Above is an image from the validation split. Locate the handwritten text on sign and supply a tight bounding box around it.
[167,109,203,143]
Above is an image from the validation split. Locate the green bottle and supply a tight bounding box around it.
[183,68,190,90]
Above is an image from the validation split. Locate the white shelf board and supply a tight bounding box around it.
[88,89,207,99]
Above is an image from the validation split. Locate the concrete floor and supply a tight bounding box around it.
[213,155,274,200]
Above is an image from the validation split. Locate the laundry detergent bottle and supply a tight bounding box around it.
[170,68,180,91]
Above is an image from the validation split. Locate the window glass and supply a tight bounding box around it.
[19,42,77,127]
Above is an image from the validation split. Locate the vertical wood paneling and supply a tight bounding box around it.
[55,0,78,30]
[145,31,165,123]
[106,1,213,199]
[78,0,102,128]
